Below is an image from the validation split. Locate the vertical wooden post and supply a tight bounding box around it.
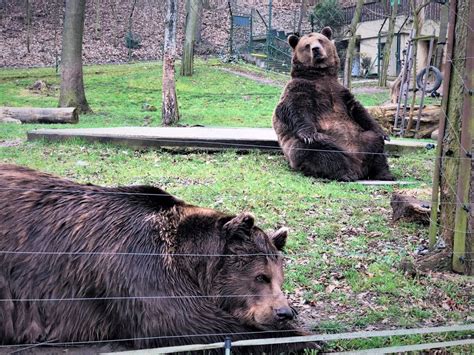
[467,150,474,275]
[452,0,473,274]
[428,0,457,248]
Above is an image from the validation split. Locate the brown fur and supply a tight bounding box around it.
[0,165,317,353]
[273,27,393,181]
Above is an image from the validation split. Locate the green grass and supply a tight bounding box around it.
[0,59,282,140]
[0,60,471,352]
[1,59,401,141]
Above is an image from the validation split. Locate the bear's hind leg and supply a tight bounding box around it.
[371,155,395,181]
[290,140,361,181]
[361,131,394,181]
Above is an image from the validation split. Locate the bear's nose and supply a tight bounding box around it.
[312,46,322,57]
[275,307,294,321]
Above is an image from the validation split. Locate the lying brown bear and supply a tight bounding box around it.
[273,27,394,182]
[0,165,315,353]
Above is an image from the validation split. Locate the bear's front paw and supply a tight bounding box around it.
[298,132,317,145]
[338,173,358,182]
[383,134,391,141]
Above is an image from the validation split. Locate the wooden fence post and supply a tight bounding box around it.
[452,0,473,274]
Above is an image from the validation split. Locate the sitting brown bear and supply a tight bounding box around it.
[273,27,394,181]
[0,165,316,353]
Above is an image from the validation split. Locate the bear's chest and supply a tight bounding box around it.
[310,86,362,138]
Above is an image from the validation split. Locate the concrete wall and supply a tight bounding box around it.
[351,16,440,78]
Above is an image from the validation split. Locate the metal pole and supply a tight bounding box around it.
[224,337,232,355]
[377,17,388,80]
[228,1,233,56]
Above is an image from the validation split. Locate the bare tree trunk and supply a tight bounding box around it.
[434,3,449,70]
[343,0,363,89]
[25,0,31,53]
[378,0,398,87]
[94,0,101,39]
[297,0,307,34]
[162,0,179,125]
[110,0,119,47]
[128,0,138,62]
[195,0,203,44]
[59,0,91,114]
[181,0,200,76]
[406,0,431,134]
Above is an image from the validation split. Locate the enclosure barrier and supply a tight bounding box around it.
[103,324,474,354]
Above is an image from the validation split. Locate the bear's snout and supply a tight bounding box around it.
[312,44,326,61]
[274,306,295,321]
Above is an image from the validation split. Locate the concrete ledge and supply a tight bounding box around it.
[27,127,434,154]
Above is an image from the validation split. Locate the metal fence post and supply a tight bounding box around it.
[224,336,232,355]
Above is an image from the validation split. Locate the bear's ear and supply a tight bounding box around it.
[288,34,300,49]
[222,213,255,238]
[270,227,288,251]
[321,26,333,40]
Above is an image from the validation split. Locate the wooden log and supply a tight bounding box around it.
[366,104,441,138]
[0,107,78,124]
[391,192,431,225]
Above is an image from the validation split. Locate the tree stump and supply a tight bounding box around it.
[391,192,431,225]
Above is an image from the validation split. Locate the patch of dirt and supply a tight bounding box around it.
[28,80,59,96]
[0,139,23,147]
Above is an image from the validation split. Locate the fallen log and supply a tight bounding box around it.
[0,107,78,124]
[366,104,441,138]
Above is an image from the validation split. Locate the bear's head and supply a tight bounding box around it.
[215,213,296,329]
[288,27,340,78]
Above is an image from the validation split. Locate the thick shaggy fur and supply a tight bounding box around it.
[273,27,393,181]
[0,165,315,353]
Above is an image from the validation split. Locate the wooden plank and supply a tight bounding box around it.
[27,127,433,154]
[102,324,474,354]
[356,180,414,186]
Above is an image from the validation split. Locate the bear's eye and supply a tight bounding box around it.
[305,44,310,49]
[255,275,271,283]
